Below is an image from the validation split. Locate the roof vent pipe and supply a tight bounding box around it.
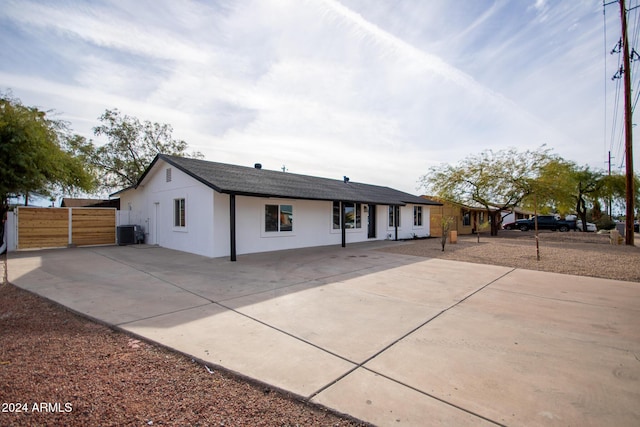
[344,176,350,183]
[254,163,262,169]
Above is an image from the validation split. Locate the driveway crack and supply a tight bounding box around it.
[307,268,516,424]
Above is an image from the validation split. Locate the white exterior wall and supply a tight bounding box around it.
[213,194,375,257]
[117,164,431,258]
[382,204,431,240]
[118,160,214,257]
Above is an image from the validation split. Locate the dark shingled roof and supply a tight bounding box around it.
[131,154,440,206]
[60,198,120,209]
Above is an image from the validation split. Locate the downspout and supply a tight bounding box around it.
[229,193,236,262]
[341,201,346,248]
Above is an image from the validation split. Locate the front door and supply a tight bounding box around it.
[368,204,376,238]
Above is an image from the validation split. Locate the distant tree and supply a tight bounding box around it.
[600,172,640,218]
[0,93,96,220]
[527,158,576,215]
[572,167,605,231]
[526,160,600,226]
[531,160,636,231]
[591,200,603,222]
[86,109,203,191]
[420,146,555,236]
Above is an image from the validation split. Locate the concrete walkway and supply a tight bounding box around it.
[7,243,640,426]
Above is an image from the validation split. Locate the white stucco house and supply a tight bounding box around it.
[113,154,440,261]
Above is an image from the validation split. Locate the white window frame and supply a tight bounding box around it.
[388,206,401,229]
[331,201,362,231]
[413,206,423,228]
[262,203,294,237]
[173,197,186,230]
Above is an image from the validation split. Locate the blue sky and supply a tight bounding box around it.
[0,0,636,194]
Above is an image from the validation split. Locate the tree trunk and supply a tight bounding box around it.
[577,196,588,232]
[490,211,500,236]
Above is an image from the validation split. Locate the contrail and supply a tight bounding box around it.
[319,1,493,94]
[317,0,531,115]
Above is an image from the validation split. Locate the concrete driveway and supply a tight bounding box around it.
[7,243,640,426]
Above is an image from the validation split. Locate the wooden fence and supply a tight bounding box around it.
[16,207,116,250]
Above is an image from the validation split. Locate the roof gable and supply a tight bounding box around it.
[133,154,439,206]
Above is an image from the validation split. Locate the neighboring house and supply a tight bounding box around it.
[112,154,440,260]
[61,198,120,209]
[422,196,495,236]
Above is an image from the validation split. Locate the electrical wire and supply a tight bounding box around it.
[630,0,640,113]
[604,0,635,171]
[604,1,611,166]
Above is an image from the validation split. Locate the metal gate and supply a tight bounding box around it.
[16,207,116,250]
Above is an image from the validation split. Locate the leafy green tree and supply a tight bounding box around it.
[420,147,555,235]
[527,160,603,228]
[528,158,576,215]
[532,161,640,230]
[571,167,604,232]
[86,109,203,191]
[0,93,96,219]
[600,173,640,219]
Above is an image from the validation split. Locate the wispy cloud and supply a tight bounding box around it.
[0,0,627,191]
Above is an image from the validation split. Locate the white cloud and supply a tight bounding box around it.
[0,0,632,193]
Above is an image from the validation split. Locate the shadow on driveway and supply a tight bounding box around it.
[8,243,640,426]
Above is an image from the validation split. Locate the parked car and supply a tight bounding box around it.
[635,221,639,233]
[576,220,597,232]
[514,215,577,232]
[502,221,518,230]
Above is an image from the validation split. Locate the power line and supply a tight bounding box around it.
[604,3,610,164]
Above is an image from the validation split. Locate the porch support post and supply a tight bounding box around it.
[394,206,399,241]
[341,201,346,248]
[229,193,236,262]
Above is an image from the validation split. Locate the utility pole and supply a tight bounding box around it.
[607,151,613,217]
[620,0,635,245]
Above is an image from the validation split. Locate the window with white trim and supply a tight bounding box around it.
[413,206,423,226]
[332,201,361,229]
[174,198,186,227]
[265,204,293,232]
[389,206,400,227]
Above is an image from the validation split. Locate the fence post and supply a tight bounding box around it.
[68,208,73,246]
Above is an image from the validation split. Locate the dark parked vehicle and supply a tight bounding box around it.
[514,215,577,232]
[503,221,517,230]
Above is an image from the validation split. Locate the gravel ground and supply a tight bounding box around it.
[1,232,638,426]
[379,230,640,283]
[0,254,367,427]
